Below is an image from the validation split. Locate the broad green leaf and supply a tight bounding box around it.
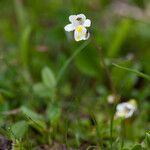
[42,67,56,88]
[11,120,28,139]
[33,82,52,98]
[131,144,142,150]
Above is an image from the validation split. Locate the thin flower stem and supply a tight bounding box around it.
[110,117,113,148]
[57,40,90,83]
[93,41,116,95]
[93,40,117,149]
[110,104,116,149]
[121,120,125,148]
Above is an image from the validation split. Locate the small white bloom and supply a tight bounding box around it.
[74,25,90,41]
[126,53,134,60]
[115,99,137,119]
[64,14,91,41]
[107,94,116,104]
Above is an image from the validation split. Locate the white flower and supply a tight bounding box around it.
[64,14,91,41]
[107,94,116,104]
[74,25,90,41]
[115,99,137,119]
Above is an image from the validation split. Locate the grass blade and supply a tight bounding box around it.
[112,63,150,81]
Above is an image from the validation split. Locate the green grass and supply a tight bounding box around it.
[0,0,150,149]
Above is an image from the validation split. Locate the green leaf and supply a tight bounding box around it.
[21,106,46,133]
[42,67,56,88]
[131,144,142,150]
[0,89,14,98]
[28,120,46,134]
[33,82,53,98]
[20,25,32,68]
[108,19,131,58]
[0,128,10,138]
[11,120,28,140]
[21,106,43,120]
[14,0,28,29]
[14,0,31,68]
[145,133,150,149]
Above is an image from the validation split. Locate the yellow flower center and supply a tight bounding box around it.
[76,25,83,33]
[76,35,81,41]
[128,99,137,108]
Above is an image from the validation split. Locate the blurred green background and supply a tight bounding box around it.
[0,0,150,149]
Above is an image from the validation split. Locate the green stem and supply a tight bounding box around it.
[110,113,113,149]
[93,41,118,149]
[93,41,116,95]
[57,40,90,83]
[113,63,150,81]
[110,105,116,149]
[121,120,125,148]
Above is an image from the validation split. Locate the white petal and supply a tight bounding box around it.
[69,15,77,22]
[117,103,127,111]
[74,26,87,41]
[107,95,115,104]
[72,20,80,29]
[126,110,134,118]
[83,31,90,40]
[84,19,91,27]
[64,24,75,32]
[116,102,136,119]
[76,14,86,21]
[74,30,82,41]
